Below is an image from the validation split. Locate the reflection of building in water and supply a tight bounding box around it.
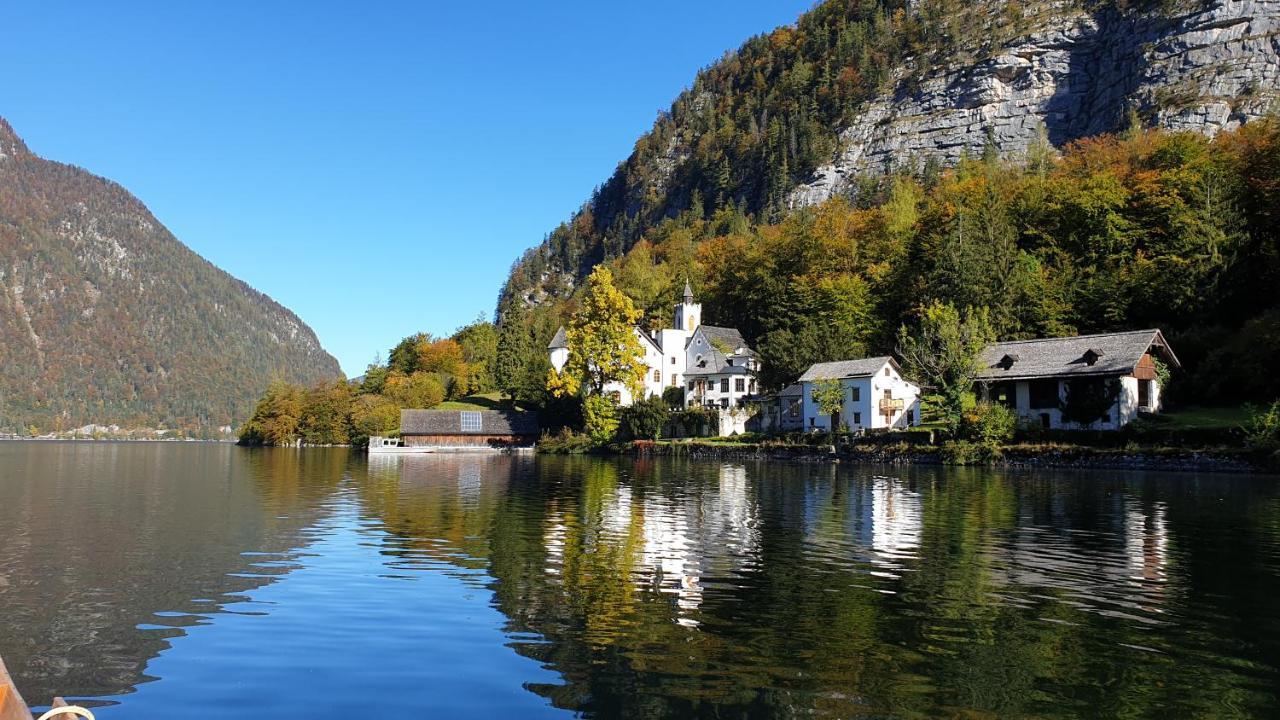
[801,474,922,571]
[542,463,761,628]
[1125,499,1169,586]
[988,494,1171,618]
[870,477,922,560]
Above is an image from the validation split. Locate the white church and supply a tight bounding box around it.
[548,282,760,432]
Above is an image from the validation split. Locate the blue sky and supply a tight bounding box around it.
[0,1,812,376]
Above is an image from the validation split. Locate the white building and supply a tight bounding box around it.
[975,329,1180,430]
[798,357,922,432]
[548,281,759,429]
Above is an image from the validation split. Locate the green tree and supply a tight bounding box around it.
[383,371,446,409]
[239,379,304,446]
[547,267,646,399]
[298,380,352,445]
[583,394,620,445]
[349,394,401,446]
[452,317,499,394]
[896,301,994,433]
[811,378,846,430]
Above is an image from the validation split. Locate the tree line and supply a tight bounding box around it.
[496,121,1280,415]
[238,317,498,446]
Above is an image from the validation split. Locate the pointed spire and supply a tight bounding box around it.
[683,278,695,304]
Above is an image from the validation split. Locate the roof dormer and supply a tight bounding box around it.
[1082,348,1105,366]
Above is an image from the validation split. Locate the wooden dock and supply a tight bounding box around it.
[0,655,79,720]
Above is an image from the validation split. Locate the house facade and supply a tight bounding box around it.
[976,329,1179,430]
[799,357,922,432]
[549,282,760,424]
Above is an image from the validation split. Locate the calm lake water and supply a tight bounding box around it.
[1,442,1278,718]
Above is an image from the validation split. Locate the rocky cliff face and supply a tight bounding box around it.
[790,0,1280,205]
[0,118,342,430]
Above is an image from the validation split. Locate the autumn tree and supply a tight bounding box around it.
[547,267,647,399]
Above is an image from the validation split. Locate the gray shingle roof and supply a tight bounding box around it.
[976,329,1179,382]
[401,409,540,436]
[778,383,804,397]
[547,326,567,350]
[684,325,756,376]
[799,356,896,382]
[694,325,748,353]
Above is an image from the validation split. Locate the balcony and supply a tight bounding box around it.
[879,398,904,412]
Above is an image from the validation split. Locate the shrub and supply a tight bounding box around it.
[537,427,595,454]
[962,402,1017,449]
[941,439,984,465]
[618,396,669,441]
[1243,400,1280,450]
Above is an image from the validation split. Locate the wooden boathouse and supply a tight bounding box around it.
[400,409,538,450]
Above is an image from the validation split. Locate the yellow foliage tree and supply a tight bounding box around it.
[547,267,646,400]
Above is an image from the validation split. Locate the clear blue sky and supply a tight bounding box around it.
[0,1,812,377]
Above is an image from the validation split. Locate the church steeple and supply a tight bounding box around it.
[674,279,701,332]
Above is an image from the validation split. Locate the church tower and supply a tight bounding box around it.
[674,279,701,331]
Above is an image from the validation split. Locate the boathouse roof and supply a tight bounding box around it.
[976,329,1180,382]
[400,409,540,437]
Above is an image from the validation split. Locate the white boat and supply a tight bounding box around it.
[367,436,435,454]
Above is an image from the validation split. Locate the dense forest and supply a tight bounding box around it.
[497,0,1204,315]
[0,118,341,434]
[495,122,1280,407]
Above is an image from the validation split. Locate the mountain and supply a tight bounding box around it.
[0,118,342,432]
[498,0,1279,311]
[491,0,1280,404]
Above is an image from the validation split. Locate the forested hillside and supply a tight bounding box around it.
[0,118,341,432]
[491,0,1280,406]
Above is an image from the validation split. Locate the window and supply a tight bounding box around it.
[788,400,801,418]
[720,398,729,408]
[460,411,482,433]
[850,387,861,402]
[720,378,729,392]
[1029,380,1059,409]
[670,356,676,365]
[727,358,734,366]
[735,378,745,392]
[852,412,862,425]
[884,367,890,376]
[688,381,695,391]
[1138,379,1152,407]
[653,369,660,382]
[610,391,621,404]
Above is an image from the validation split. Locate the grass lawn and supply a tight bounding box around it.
[435,392,530,412]
[1153,406,1250,430]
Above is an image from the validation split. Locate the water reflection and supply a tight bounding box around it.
[1,445,1278,719]
[0,443,346,708]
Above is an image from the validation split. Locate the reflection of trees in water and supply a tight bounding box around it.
[357,456,1280,719]
[0,444,346,707]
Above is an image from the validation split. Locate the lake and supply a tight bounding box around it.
[0,442,1277,718]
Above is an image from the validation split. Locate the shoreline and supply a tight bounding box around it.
[624,440,1274,475]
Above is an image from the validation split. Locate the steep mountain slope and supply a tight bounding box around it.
[498,0,1280,311]
[0,118,341,431]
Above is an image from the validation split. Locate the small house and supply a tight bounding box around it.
[799,357,922,432]
[399,409,539,449]
[976,329,1180,430]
